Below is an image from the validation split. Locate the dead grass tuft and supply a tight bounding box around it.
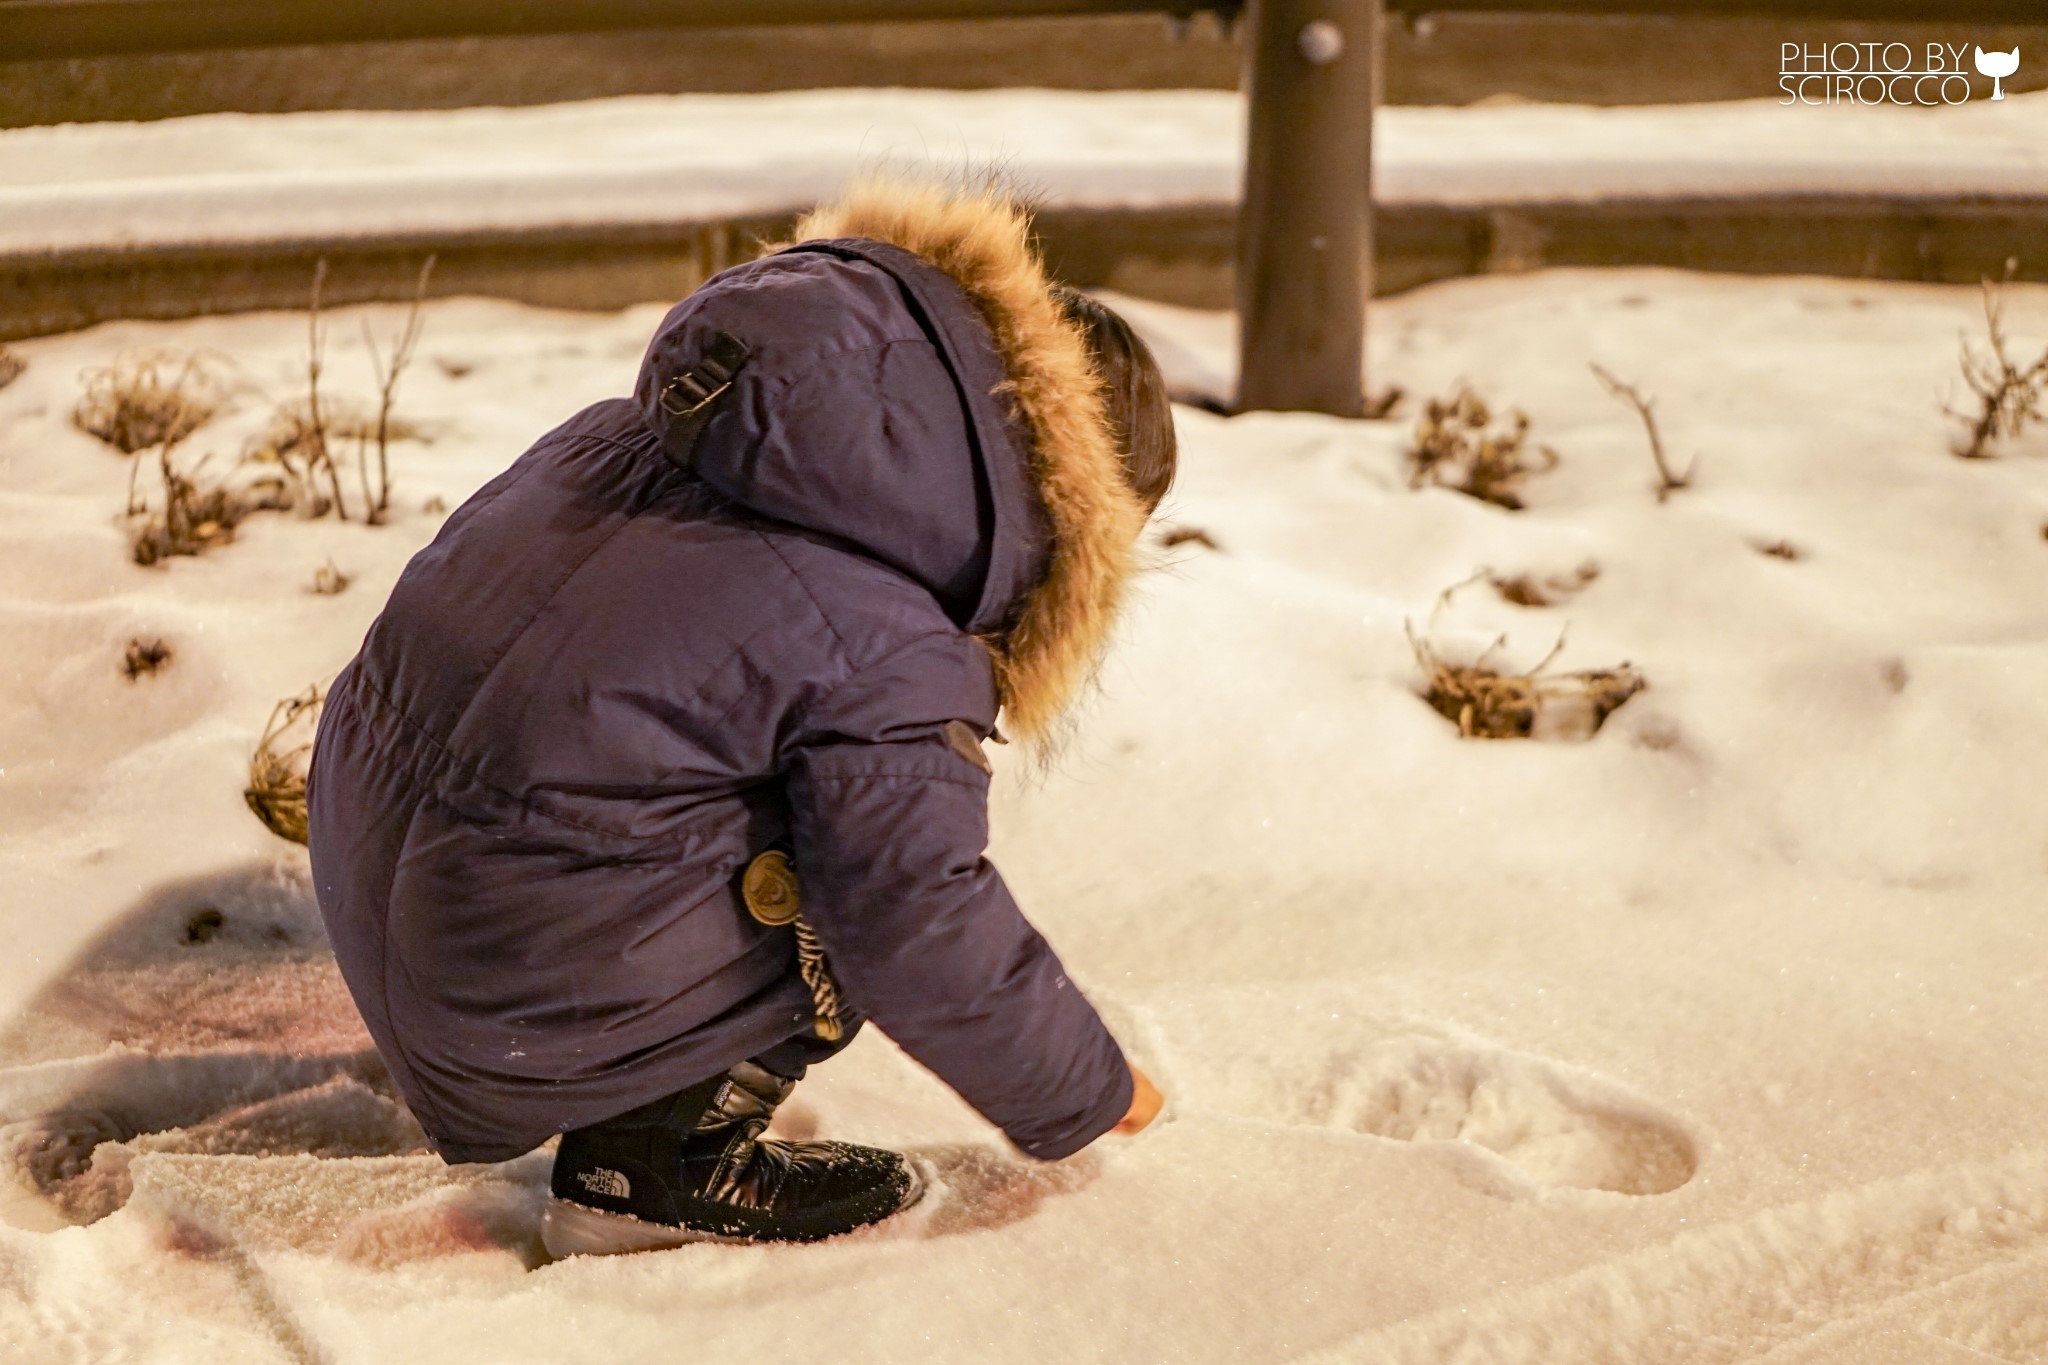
[75,352,224,455]
[121,637,172,680]
[241,398,416,518]
[126,445,285,566]
[1408,387,1559,510]
[244,685,323,845]
[1754,538,1803,561]
[1159,524,1223,552]
[309,559,351,595]
[0,347,24,391]
[1949,258,2048,460]
[73,350,286,566]
[248,397,422,459]
[1408,624,1644,740]
[1489,560,1600,608]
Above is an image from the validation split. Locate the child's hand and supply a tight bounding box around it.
[1112,1064,1164,1136]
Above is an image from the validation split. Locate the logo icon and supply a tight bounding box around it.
[1974,45,2019,100]
[576,1167,632,1199]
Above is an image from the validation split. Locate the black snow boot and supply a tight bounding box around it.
[542,1061,923,1256]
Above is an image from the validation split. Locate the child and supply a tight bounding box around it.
[306,172,1172,1255]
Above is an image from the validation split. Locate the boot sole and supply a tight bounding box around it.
[541,1197,743,1258]
[541,1160,928,1258]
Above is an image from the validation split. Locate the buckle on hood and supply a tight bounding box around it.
[658,330,752,417]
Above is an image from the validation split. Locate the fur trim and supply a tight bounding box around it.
[767,171,1147,754]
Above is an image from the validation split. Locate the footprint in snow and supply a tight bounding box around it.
[1125,992,1698,1200]
[1304,1035,1697,1198]
[0,860,427,1229]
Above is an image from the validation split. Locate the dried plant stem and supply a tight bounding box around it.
[1949,258,2048,460]
[360,255,435,525]
[124,445,146,517]
[306,258,349,521]
[1590,362,1695,501]
[355,428,374,524]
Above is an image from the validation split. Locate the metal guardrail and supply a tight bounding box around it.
[6,0,2040,60]
[1400,0,2048,14]
[2,0,2038,413]
[1387,0,2044,16]
[0,1,1200,59]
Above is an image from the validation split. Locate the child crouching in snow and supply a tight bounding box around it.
[306,172,1172,1253]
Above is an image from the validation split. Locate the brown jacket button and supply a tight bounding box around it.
[742,849,801,926]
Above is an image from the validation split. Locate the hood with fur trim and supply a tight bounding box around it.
[312,176,1151,1163]
[633,174,1145,751]
[773,177,1147,748]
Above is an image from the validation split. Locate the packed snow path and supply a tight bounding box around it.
[0,267,2044,1363]
[1,88,2045,257]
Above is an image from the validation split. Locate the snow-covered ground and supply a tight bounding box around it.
[1,87,2045,257]
[2,265,2046,1363]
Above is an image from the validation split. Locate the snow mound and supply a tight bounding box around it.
[1308,1151,2048,1365]
[0,862,412,1231]
[1,271,2045,1360]
[128,1152,544,1268]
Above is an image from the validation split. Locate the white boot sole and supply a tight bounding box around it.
[540,1197,742,1258]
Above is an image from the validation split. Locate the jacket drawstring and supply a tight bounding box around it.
[742,848,844,1042]
[792,918,844,1042]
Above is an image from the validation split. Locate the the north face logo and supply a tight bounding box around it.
[576,1167,631,1200]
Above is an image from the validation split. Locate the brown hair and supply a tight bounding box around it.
[1052,286,1177,514]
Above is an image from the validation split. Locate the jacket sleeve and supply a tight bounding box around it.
[781,632,1134,1160]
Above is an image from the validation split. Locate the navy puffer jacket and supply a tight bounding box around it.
[307,178,1147,1164]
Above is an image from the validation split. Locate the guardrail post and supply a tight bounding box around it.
[1235,0,1377,416]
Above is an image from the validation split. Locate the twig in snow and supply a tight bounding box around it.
[245,256,428,522]
[1159,524,1222,552]
[304,258,348,520]
[359,255,435,524]
[1590,362,1695,501]
[1947,258,2048,460]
